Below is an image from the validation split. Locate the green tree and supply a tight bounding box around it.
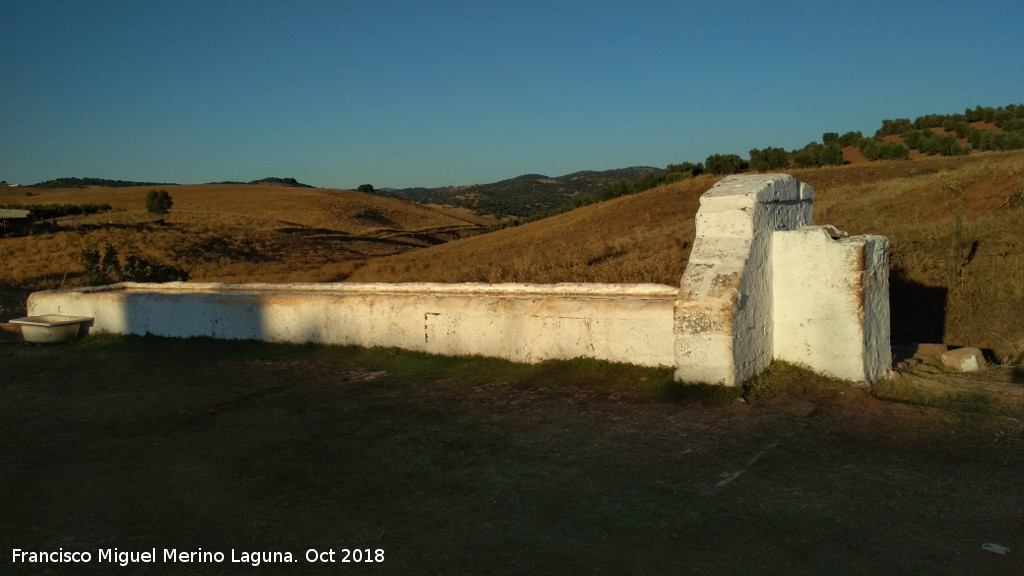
[876,118,913,137]
[819,143,845,166]
[876,141,910,160]
[748,147,789,172]
[145,189,173,215]
[704,153,747,175]
[837,131,864,147]
[357,184,375,193]
[665,161,703,180]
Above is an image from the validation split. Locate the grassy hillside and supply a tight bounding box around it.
[350,151,1024,360]
[373,167,664,218]
[350,175,709,285]
[0,183,489,313]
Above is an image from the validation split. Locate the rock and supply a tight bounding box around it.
[940,347,986,372]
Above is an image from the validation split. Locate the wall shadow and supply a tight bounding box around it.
[889,266,948,344]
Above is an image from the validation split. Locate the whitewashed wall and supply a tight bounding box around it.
[26,175,891,384]
[29,282,679,367]
[773,228,891,382]
[674,174,814,385]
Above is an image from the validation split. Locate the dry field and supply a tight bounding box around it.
[349,175,710,285]
[0,183,488,315]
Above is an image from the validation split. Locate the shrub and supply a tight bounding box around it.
[81,243,190,285]
[917,133,969,156]
[877,141,910,160]
[666,161,703,179]
[859,139,909,161]
[837,131,864,147]
[819,143,845,165]
[748,147,789,172]
[876,118,913,137]
[791,143,844,168]
[791,143,822,168]
[704,153,747,175]
[146,189,173,215]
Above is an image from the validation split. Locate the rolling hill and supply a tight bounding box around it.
[347,151,1024,360]
[370,166,664,218]
[0,183,490,304]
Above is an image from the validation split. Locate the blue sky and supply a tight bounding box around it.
[2,0,1023,189]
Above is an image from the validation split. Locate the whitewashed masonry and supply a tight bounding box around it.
[27,174,891,384]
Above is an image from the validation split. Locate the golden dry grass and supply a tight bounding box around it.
[799,151,1024,357]
[347,176,717,285]
[0,184,485,317]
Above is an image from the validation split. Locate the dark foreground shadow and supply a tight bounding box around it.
[889,266,948,344]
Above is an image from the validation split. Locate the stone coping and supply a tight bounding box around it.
[51,281,681,300]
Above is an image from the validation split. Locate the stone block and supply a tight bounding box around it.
[940,347,986,372]
[772,227,890,382]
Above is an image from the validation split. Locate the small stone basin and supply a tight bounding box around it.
[9,315,94,343]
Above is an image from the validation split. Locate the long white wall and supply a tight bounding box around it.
[29,282,679,367]
[25,175,891,385]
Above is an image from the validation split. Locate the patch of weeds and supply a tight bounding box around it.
[743,371,775,401]
[871,378,1009,416]
[870,378,930,406]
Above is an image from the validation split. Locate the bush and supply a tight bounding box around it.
[877,141,910,160]
[146,189,173,215]
[81,243,190,285]
[357,184,375,193]
[917,133,969,156]
[876,118,913,137]
[0,203,112,219]
[704,153,747,175]
[666,161,703,179]
[837,131,864,147]
[791,142,844,168]
[859,139,909,161]
[819,143,845,165]
[748,147,789,172]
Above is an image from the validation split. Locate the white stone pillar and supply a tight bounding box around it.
[674,174,813,385]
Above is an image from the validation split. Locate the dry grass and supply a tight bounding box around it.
[352,152,1024,359]
[348,176,716,285]
[800,152,1024,355]
[0,184,485,317]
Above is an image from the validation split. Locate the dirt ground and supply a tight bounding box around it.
[1,337,1022,575]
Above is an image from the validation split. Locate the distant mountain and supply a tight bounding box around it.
[29,177,179,188]
[208,177,316,188]
[372,167,664,218]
